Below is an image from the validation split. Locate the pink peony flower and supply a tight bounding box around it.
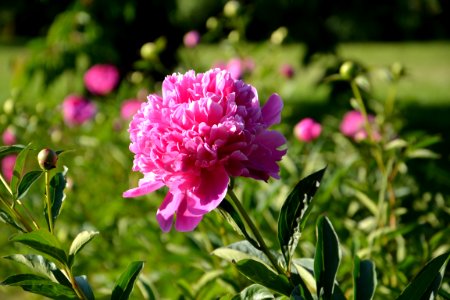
[62,94,97,126]
[183,30,200,48]
[294,118,322,142]
[2,127,17,145]
[340,110,380,142]
[84,64,120,95]
[123,69,286,232]
[1,154,16,182]
[120,99,143,120]
[280,64,295,79]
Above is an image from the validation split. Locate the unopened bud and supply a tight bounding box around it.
[224,0,240,18]
[390,62,405,80]
[140,42,157,60]
[37,148,58,170]
[339,61,359,80]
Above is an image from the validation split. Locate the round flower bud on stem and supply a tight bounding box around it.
[38,148,58,171]
[339,61,359,80]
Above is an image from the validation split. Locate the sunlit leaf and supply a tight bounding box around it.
[17,170,43,200]
[1,273,77,299]
[10,144,32,197]
[278,167,326,267]
[234,259,292,296]
[11,230,68,265]
[0,209,26,232]
[68,231,99,267]
[111,261,144,300]
[232,284,274,300]
[44,171,67,230]
[314,216,341,300]
[0,145,25,158]
[212,240,276,268]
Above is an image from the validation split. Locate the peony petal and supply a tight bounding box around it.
[261,93,283,126]
[123,173,164,198]
[174,199,203,232]
[156,192,183,232]
[188,167,229,215]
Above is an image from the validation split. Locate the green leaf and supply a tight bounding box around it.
[0,209,26,232]
[212,240,275,268]
[75,275,95,300]
[3,254,71,286]
[137,277,157,300]
[232,284,275,300]
[11,230,68,265]
[10,144,32,197]
[314,216,341,300]
[176,279,195,299]
[1,273,77,299]
[234,258,292,296]
[396,252,449,300]
[68,231,99,267]
[45,171,67,230]
[0,145,25,157]
[218,198,260,249]
[17,170,43,200]
[111,261,145,300]
[291,284,313,300]
[278,167,326,267]
[353,255,376,300]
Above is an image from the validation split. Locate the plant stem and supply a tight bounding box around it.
[227,189,285,275]
[44,171,54,234]
[63,265,86,300]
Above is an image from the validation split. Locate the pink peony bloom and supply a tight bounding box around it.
[183,30,200,48]
[123,69,286,232]
[1,154,16,182]
[84,64,120,95]
[62,95,97,126]
[340,110,380,142]
[280,64,295,79]
[2,127,17,145]
[294,118,321,142]
[120,99,143,120]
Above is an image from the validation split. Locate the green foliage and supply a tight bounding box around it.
[111,261,145,300]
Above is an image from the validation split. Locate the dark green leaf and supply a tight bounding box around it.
[314,216,341,300]
[291,284,313,300]
[0,209,26,232]
[232,284,274,300]
[137,277,157,300]
[278,168,326,266]
[111,261,145,300]
[17,170,43,200]
[218,198,260,249]
[10,144,32,197]
[176,279,195,299]
[68,231,99,267]
[75,275,95,300]
[234,259,292,296]
[0,145,25,157]
[11,230,68,265]
[45,172,67,230]
[3,254,71,286]
[397,252,449,300]
[353,255,376,300]
[1,273,77,299]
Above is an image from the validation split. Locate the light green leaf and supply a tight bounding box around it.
[314,216,341,300]
[232,284,275,300]
[10,144,32,197]
[278,168,326,267]
[1,273,77,299]
[212,240,275,268]
[396,252,449,300]
[17,170,43,200]
[111,261,145,300]
[68,231,99,267]
[11,230,68,265]
[0,209,26,232]
[234,259,292,296]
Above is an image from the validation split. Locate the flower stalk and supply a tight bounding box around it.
[44,170,54,234]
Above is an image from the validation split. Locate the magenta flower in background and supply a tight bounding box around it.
[1,154,16,182]
[123,69,287,232]
[183,30,200,48]
[84,64,120,95]
[294,118,322,142]
[2,127,17,145]
[280,64,295,79]
[340,110,380,141]
[120,99,143,120]
[62,95,97,126]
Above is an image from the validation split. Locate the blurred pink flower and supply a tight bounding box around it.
[183,30,200,48]
[62,95,97,126]
[340,110,380,141]
[1,154,16,182]
[123,69,286,232]
[84,64,120,95]
[280,64,295,79]
[294,118,322,142]
[2,127,16,145]
[213,58,255,80]
[120,99,143,120]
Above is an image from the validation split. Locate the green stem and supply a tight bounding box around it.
[384,81,398,118]
[44,171,54,234]
[227,189,285,276]
[63,265,86,300]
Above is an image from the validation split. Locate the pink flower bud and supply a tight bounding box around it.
[62,94,97,126]
[1,154,16,182]
[2,127,17,145]
[120,99,143,120]
[340,110,380,142]
[84,64,120,95]
[183,30,200,48]
[280,64,295,79]
[294,118,322,142]
[37,148,58,170]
